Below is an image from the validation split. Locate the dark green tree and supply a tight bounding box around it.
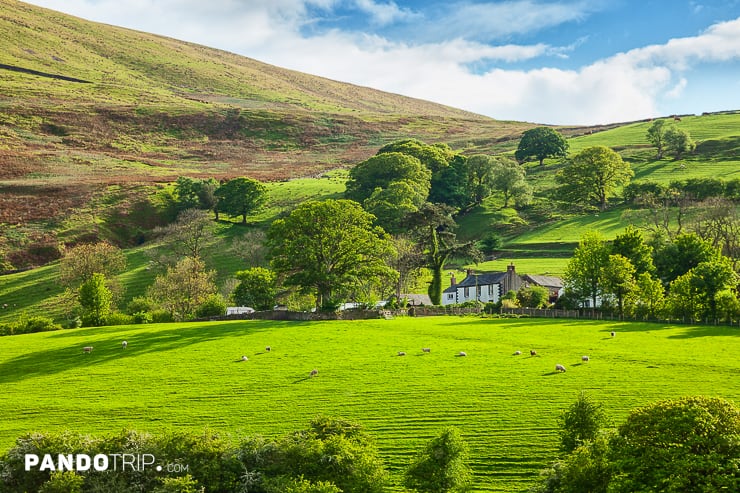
[404,427,472,493]
[267,200,397,310]
[465,154,497,205]
[688,257,738,320]
[653,232,720,285]
[515,127,568,166]
[363,180,425,234]
[429,155,470,208]
[345,152,431,205]
[610,226,655,276]
[556,146,633,211]
[377,139,453,173]
[517,285,550,308]
[215,177,267,224]
[407,203,479,305]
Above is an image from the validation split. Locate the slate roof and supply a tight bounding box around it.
[443,272,507,293]
[522,274,563,288]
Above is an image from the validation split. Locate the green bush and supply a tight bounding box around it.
[105,312,135,326]
[127,296,157,314]
[559,392,608,453]
[152,474,203,493]
[404,426,472,493]
[132,311,153,324]
[39,471,84,493]
[151,310,174,323]
[195,294,227,318]
[16,316,62,334]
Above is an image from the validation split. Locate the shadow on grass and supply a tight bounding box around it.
[0,321,309,385]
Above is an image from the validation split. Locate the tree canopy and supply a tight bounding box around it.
[345,152,431,206]
[515,127,568,166]
[556,146,633,211]
[267,199,397,310]
[215,177,267,224]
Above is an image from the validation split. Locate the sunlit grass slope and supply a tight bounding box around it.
[1,317,738,491]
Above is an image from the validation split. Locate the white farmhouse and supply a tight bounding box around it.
[441,264,522,306]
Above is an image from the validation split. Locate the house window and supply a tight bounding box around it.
[477,286,482,298]
[464,287,470,297]
[447,294,454,300]
[488,285,494,296]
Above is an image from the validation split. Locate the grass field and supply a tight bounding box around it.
[1,316,738,492]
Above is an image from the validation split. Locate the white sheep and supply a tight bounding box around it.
[458,351,467,357]
[241,355,248,361]
[398,351,406,356]
[513,350,521,356]
[265,346,271,352]
[582,355,590,362]
[555,364,566,372]
[122,341,128,349]
[611,331,616,337]
[310,369,318,377]
[422,348,431,353]
[83,346,93,354]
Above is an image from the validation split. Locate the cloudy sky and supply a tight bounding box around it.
[23,0,740,125]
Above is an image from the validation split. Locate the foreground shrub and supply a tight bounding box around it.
[15,316,62,334]
[559,392,608,453]
[404,426,472,493]
[195,294,227,318]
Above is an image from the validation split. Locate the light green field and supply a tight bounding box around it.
[1,317,738,492]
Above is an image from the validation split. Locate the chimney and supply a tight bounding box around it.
[466,269,472,276]
[450,275,457,287]
[507,263,515,273]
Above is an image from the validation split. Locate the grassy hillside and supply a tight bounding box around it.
[0,0,535,232]
[0,317,738,491]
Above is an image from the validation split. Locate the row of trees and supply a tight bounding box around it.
[172,176,267,223]
[0,416,472,493]
[564,228,739,321]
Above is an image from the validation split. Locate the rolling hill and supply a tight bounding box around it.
[0,0,537,227]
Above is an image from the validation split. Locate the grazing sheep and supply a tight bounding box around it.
[582,355,590,362]
[83,346,93,354]
[121,341,127,349]
[530,350,537,356]
[265,346,271,352]
[310,369,318,377]
[513,350,521,356]
[458,351,467,357]
[555,364,566,372]
[611,331,616,337]
[241,355,248,361]
[398,351,406,356]
[422,348,431,353]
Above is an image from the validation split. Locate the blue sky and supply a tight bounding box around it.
[22,0,740,124]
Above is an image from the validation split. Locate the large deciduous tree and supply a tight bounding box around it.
[514,127,568,166]
[653,232,720,286]
[345,152,431,206]
[664,125,696,159]
[556,146,633,211]
[215,177,267,224]
[600,254,636,317]
[645,119,669,159]
[147,257,217,321]
[610,226,655,276]
[377,139,453,173]
[59,242,126,288]
[491,157,531,208]
[267,199,397,310]
[406,203,480,305]
[151,208,214,265]
[564,231,610,308]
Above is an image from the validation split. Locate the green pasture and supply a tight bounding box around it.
[1,317,738,492]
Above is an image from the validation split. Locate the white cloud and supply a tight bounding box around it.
[352,0,418,25]
[433,0,603,40]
